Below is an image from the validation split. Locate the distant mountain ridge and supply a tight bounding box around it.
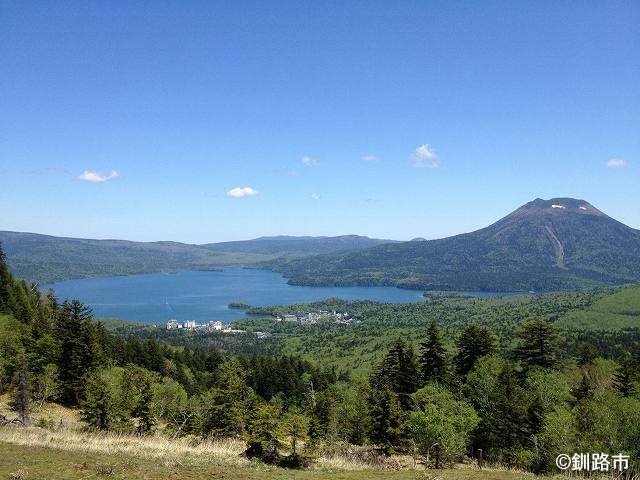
[268,198,640,292]
[0,231,395,283]
[202,235,395,255]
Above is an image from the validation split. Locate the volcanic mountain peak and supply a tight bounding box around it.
[505,197,606,221]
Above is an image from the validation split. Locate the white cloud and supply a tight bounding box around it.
[361,155,379,163]
[302,155,318,166]
[311,192,322,200]
[412,144,440,168]
[606,158,627,168]
[227,186,259,198]
[77,170,120,182]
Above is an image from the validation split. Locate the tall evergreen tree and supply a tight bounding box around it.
[572,372,593,403]
[490,364,530,458]
[577,342,599,366]
[419,321,449,385]
[0,242,11,314]
[516,319,559,370]
[55,300,99,405]
[367,380,403,454]
[613,360,635,397]
[454,325,496,377]
[380,340,419,410]
[201,358,250,437]
[81,371,119,431]
[309,388,337,440]
[9,355,31,425]
[135,381,155,434]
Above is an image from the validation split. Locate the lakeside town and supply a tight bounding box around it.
[275,309,357,325]
[165,309,357,336]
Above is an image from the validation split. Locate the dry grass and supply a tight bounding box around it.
[0,426,407,472]
[0,426,250,468]
[0,394,81,430]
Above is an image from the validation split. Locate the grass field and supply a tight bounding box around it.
[557,285,640,330]
[0,394,551,480]
[0,439,558,480]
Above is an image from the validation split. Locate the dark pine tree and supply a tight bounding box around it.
[516,318,559,370]
[9,355,31,425]
[572,373,593,403]
[454,325,496,377]
[577,342,599,366]
[419,321,449,385]
[55,300,96,405]
[490,364,530,459]
[367,379,402,455]
[135,381,155,434]
[0,242,11,314]
[613,360,635,397]
[380,339,419,410]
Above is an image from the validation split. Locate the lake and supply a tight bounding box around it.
[43,268,431,324]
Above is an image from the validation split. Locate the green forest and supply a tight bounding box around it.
[1,243,639,475]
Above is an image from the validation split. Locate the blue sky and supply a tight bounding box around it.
[1,1,638,243]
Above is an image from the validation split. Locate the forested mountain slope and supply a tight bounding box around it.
[0,232,393,283]
[270,198,640,292]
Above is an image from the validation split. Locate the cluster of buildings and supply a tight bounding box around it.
[165,319,244,334]
[275,310,356,325]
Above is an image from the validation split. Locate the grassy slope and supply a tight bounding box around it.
[556,285,640,330]
[0,396,543,480]
[0,442,554,480]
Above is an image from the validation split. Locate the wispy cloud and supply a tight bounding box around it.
[361,155,379,163]
[606,158,627,168]
[227,186,259,198]
[302,155,318,167]
[311,192,322,200]
[412,144,440,169]
[77,170,120,183]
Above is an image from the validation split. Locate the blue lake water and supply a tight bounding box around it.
[43,268,431,324]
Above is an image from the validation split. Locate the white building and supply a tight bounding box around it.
[166,319,179,329]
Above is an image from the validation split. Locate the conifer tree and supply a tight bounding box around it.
[572,372,593,403]
[577,342,599,366]
[613,360,635,397]
[308,388,337,440]
[419,321,449,385]
[454,325,496,377]
[81,371,118,431]
[490,364,530,456]
[201,358,249,437]
[9,355,31,425]
[280,409,309,456]
[516,318,559,370]
[55,300,97,405]
[135,381,155,434]
[380,340,419,410]
[367,381,403,454]
[245,400,282,463]
[0,242,11,314]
